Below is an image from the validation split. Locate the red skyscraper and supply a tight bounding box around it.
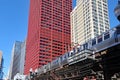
[24,0,72,74]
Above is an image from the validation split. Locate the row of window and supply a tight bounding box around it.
[92,32,110,45]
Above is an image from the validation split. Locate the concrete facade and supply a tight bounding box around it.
[71,0,110,46]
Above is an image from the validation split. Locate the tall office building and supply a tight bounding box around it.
[0,51,3,79]
[8,41,26,80]
[24,0,72,74]
[71,0,110,45]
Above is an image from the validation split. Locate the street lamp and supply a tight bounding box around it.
[34,69,38,78]
[29,68,33,79]
[29,68,38,80]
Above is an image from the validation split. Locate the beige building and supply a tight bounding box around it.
[71,0,110,46]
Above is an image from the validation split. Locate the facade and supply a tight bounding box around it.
[71,0,110,45]
[24,0,72,74]
[20,41,26,74]
[0,51,3,79]
[8,41,26,80]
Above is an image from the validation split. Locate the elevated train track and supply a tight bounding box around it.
[31,25,120,80]
[34,43,120,80]
[94,43,120,80]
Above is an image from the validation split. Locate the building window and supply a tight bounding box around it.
[92,39,96,46]
[98,35,103,43]
[104,32,110,40]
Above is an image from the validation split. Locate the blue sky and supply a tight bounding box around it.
[0,0,29,78]
[0,0,119,78]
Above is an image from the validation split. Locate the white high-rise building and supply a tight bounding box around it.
[71,0,110,45]
[8,41,26,80]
